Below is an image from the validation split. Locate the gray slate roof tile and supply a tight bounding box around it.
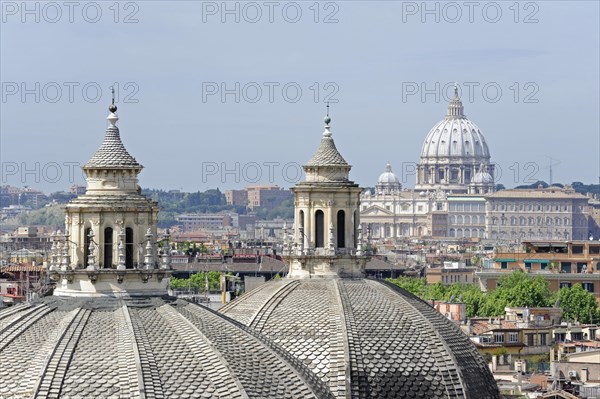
[84,126,142,169]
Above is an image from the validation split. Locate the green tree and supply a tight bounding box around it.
[555,284,600,324]
[386,276,428,297]
[170,271,221,291]
[478,271,553,316]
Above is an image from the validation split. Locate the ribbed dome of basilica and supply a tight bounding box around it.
[415,87,495,194]
[420,90,490,162]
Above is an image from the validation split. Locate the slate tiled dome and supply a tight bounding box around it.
[0,296,334,399]
[220,278,501,399]
[306,135,348,166]
[83,107,142,170]
[305,116,348,167]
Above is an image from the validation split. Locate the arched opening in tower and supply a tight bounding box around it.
[126,227,134,269]
[104,227,113,268]
[84,227,91,267]
[337,210,345,248]
[315,210,324,248]
[353,210,358,248]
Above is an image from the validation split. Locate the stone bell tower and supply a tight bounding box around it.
[49,96,172,297]
[284,109,368,278]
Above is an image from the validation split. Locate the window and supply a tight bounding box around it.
[353,211,358,248]
[509,333,519,343]
[526,333,534,346]
[385,205,390,210]
[126,227,134,268]
[104,227,113,268]
[494,333,504,343]
[590,246,600,255]
[582,282,595,293]
[315,210,324,248]
[500,262,508,269]
[561,263,572,273]
[539,333,547,346]
[84,227,91,267]
[572,245,583,254]
[577,262,587,273]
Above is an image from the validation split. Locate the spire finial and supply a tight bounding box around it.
[454,82,459,99]
[322,103,332,138]
[107,86,119,127]
[109,87,117,113]
[324,102,331,126]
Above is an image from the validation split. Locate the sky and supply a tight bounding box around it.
[1,0,599,193]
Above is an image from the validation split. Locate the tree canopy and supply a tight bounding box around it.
[387,271,599,322]
[555,284,600,324]
[170,271,221,291]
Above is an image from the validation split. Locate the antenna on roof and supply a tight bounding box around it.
[543,156,561,185]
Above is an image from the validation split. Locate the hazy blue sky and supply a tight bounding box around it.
[1,1,599,192]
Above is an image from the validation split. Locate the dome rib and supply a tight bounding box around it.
[180,301,335,399]
[33,308,92,398]
[156,304,249,397]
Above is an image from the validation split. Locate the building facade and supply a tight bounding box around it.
[176,212,233,232]
[477,240,600,303]
[246,185,292,210]
[224,189,248,206]
[485,185,590,241]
